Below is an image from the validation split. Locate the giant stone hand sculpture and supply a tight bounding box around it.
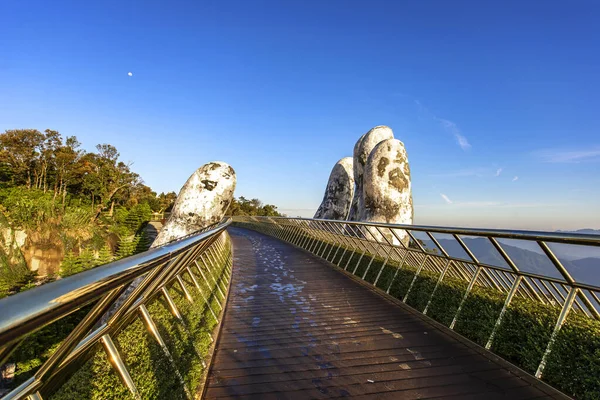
[361,138,413,245]
[152,161,236,247]
[314,157,354,220]
[347,126,394,221]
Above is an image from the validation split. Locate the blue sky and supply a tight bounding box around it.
[1,0,599,230]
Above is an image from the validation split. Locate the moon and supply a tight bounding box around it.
[127,72,133,77]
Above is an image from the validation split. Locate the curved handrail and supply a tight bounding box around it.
[264,216,600,246]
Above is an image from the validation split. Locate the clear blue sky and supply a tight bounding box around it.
[1,0,599,230]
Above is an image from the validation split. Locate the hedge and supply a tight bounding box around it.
[235,222,600,400]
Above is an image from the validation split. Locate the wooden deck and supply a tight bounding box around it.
[204,228,568,399]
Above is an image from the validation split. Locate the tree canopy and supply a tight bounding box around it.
[227,196,283,217]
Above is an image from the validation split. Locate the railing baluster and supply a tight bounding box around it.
[386,247,411,294]
[139,305,193,399]
[485,275,522,349]
[423,259,452,315]
[101,334,141,400]
[162,286,184,321]
[195,260,223,308]
[176,275,195,303]
[535,287,578,378]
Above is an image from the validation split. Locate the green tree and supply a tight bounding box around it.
[96,245,114,266]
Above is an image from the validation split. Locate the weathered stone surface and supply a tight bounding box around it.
[361,138,413,245]
[152,161,236,247]
[314,157,354,220]
[348,126,394,221]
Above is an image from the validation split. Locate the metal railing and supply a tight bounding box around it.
[0,218,233,400]
[233,216,600,382]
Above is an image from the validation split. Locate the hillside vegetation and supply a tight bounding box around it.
[0,128,178,297]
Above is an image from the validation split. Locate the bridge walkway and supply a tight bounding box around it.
[204,228,567,399]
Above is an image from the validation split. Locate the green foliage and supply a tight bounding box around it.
[227,196,283,217]
[116,235,141,259]
[0,187,63,229]
[453,285,506,346]
[135,231,151,253]
[114,317,185,400]
[47,343,131,400]
[97,244,114,265]
[0,215,33,296]
[404,269,439,312]
[59,251,82,277]
[425,274,468,327]
[543,313,600,399]
[491,297,559,374]
[7,305,92,388]
[121,204,152,233]
[59,249,99,278]
[60,246,116,278]
[0,128,167,296]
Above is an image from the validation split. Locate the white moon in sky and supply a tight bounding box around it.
[128,72,133,76]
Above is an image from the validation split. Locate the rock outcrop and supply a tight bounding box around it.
[152,161,236,247]
[347,126,394,221]
[361,138,413,245]
[314,157,354,220]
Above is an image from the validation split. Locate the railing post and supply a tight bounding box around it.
[423,259,452,315]
[101,334,141,400]
[449,234,486,329]
[535,287,578,378]
[187,266,221,318]
[162,287,184,321]
[200,254,226,299]
[361,227,387,280]
[176,275,194,303]
[352,250,366,274]
[386,247,411,294]
[403,253,430,303]
[485,275,522,349]
[195,259,224,305]
[139,305,193,399]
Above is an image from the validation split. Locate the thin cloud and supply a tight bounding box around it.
[415,100,471,151]
[440,193,453,204]
[512,176,519,181]
[495,168,503,177]
[535,147,600,163]
[417,201,563,209]
[438,118,471,150]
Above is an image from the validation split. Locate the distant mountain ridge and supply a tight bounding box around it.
[556,229,600,235]
[424,237,600,287]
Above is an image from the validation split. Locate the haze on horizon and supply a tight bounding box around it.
[1,0,599,232]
